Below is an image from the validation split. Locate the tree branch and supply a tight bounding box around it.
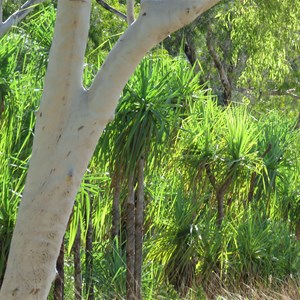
[95,0,127,20]
[127,0,135,25]
[269,88,300,100]
[0,0,3,24]
[206,25,232,104]
[88,0,221,124]
[0,0,46,37]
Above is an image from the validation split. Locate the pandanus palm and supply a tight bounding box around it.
[178,101,261,227]
[99,54,202,299]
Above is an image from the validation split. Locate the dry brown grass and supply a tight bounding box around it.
[202,273,300,300]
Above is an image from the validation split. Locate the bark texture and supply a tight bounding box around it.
[111,166,121,239]
[0,1,92,298]
[73,225,82,300]
[53,239,65,300]
[85,195,94,300]
[206,25,232,104]
[127,0,135,25]
[134,157,144,300]
[126,173,136,300]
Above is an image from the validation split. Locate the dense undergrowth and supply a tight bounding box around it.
[0,3,299,299]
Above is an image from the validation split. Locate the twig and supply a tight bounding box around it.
[95,0,126,20]
[0,0,45,37]
[206,25,232,104]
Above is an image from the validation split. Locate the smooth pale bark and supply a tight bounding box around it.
[0,1,92,298]
[0,0,2,24]
[0,0,221,299]
[0,0,45,37]
[127,0,135,25]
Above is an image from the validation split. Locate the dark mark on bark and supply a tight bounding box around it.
[66,151,72,158]
[57,134,61,142]
[30,288,40,295]
[12,288,19,296]
[78,125,84,131]
[142,12,146,16]
[68,169,73,178]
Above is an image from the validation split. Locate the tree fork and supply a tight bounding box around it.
[0,1,221,299]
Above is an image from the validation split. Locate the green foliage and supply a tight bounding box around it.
[100,54,203,174]
[0,15,48,284]
[1,1,300,298]
[215,0,300,93]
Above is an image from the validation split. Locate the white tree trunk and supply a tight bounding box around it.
[0,0,220,299]
[127,0,135,25]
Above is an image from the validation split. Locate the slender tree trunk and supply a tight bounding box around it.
[111,165,121,240]
[126,0,135,25]
[134,157,144,300]
[53,239,65,300]
[85,196,94,300]
[126,172,135,300]
[216,190,225,228]
[184,37,201,75]
[73,225,82,300]
[206,25,232,105]
[295,221,300,241]
[205,163,233,227]
[0,0,3,24]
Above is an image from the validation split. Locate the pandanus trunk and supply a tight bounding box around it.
[111,165,121,240]
[134,157,144,299]
[126,172,136,300]
[85,196,94,300]
[73,224,82,300]
[53,238,65,300]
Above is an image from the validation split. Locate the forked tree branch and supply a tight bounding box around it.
[0,0,45,37]
[206,25,232,104]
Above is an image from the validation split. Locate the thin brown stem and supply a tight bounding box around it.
[53,238,65,300]
[126,172,135,300]
[135,157,144,300]
[206,25,232,104]
[73,225,82,300]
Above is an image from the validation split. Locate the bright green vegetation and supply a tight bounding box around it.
[0,1,299,299]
